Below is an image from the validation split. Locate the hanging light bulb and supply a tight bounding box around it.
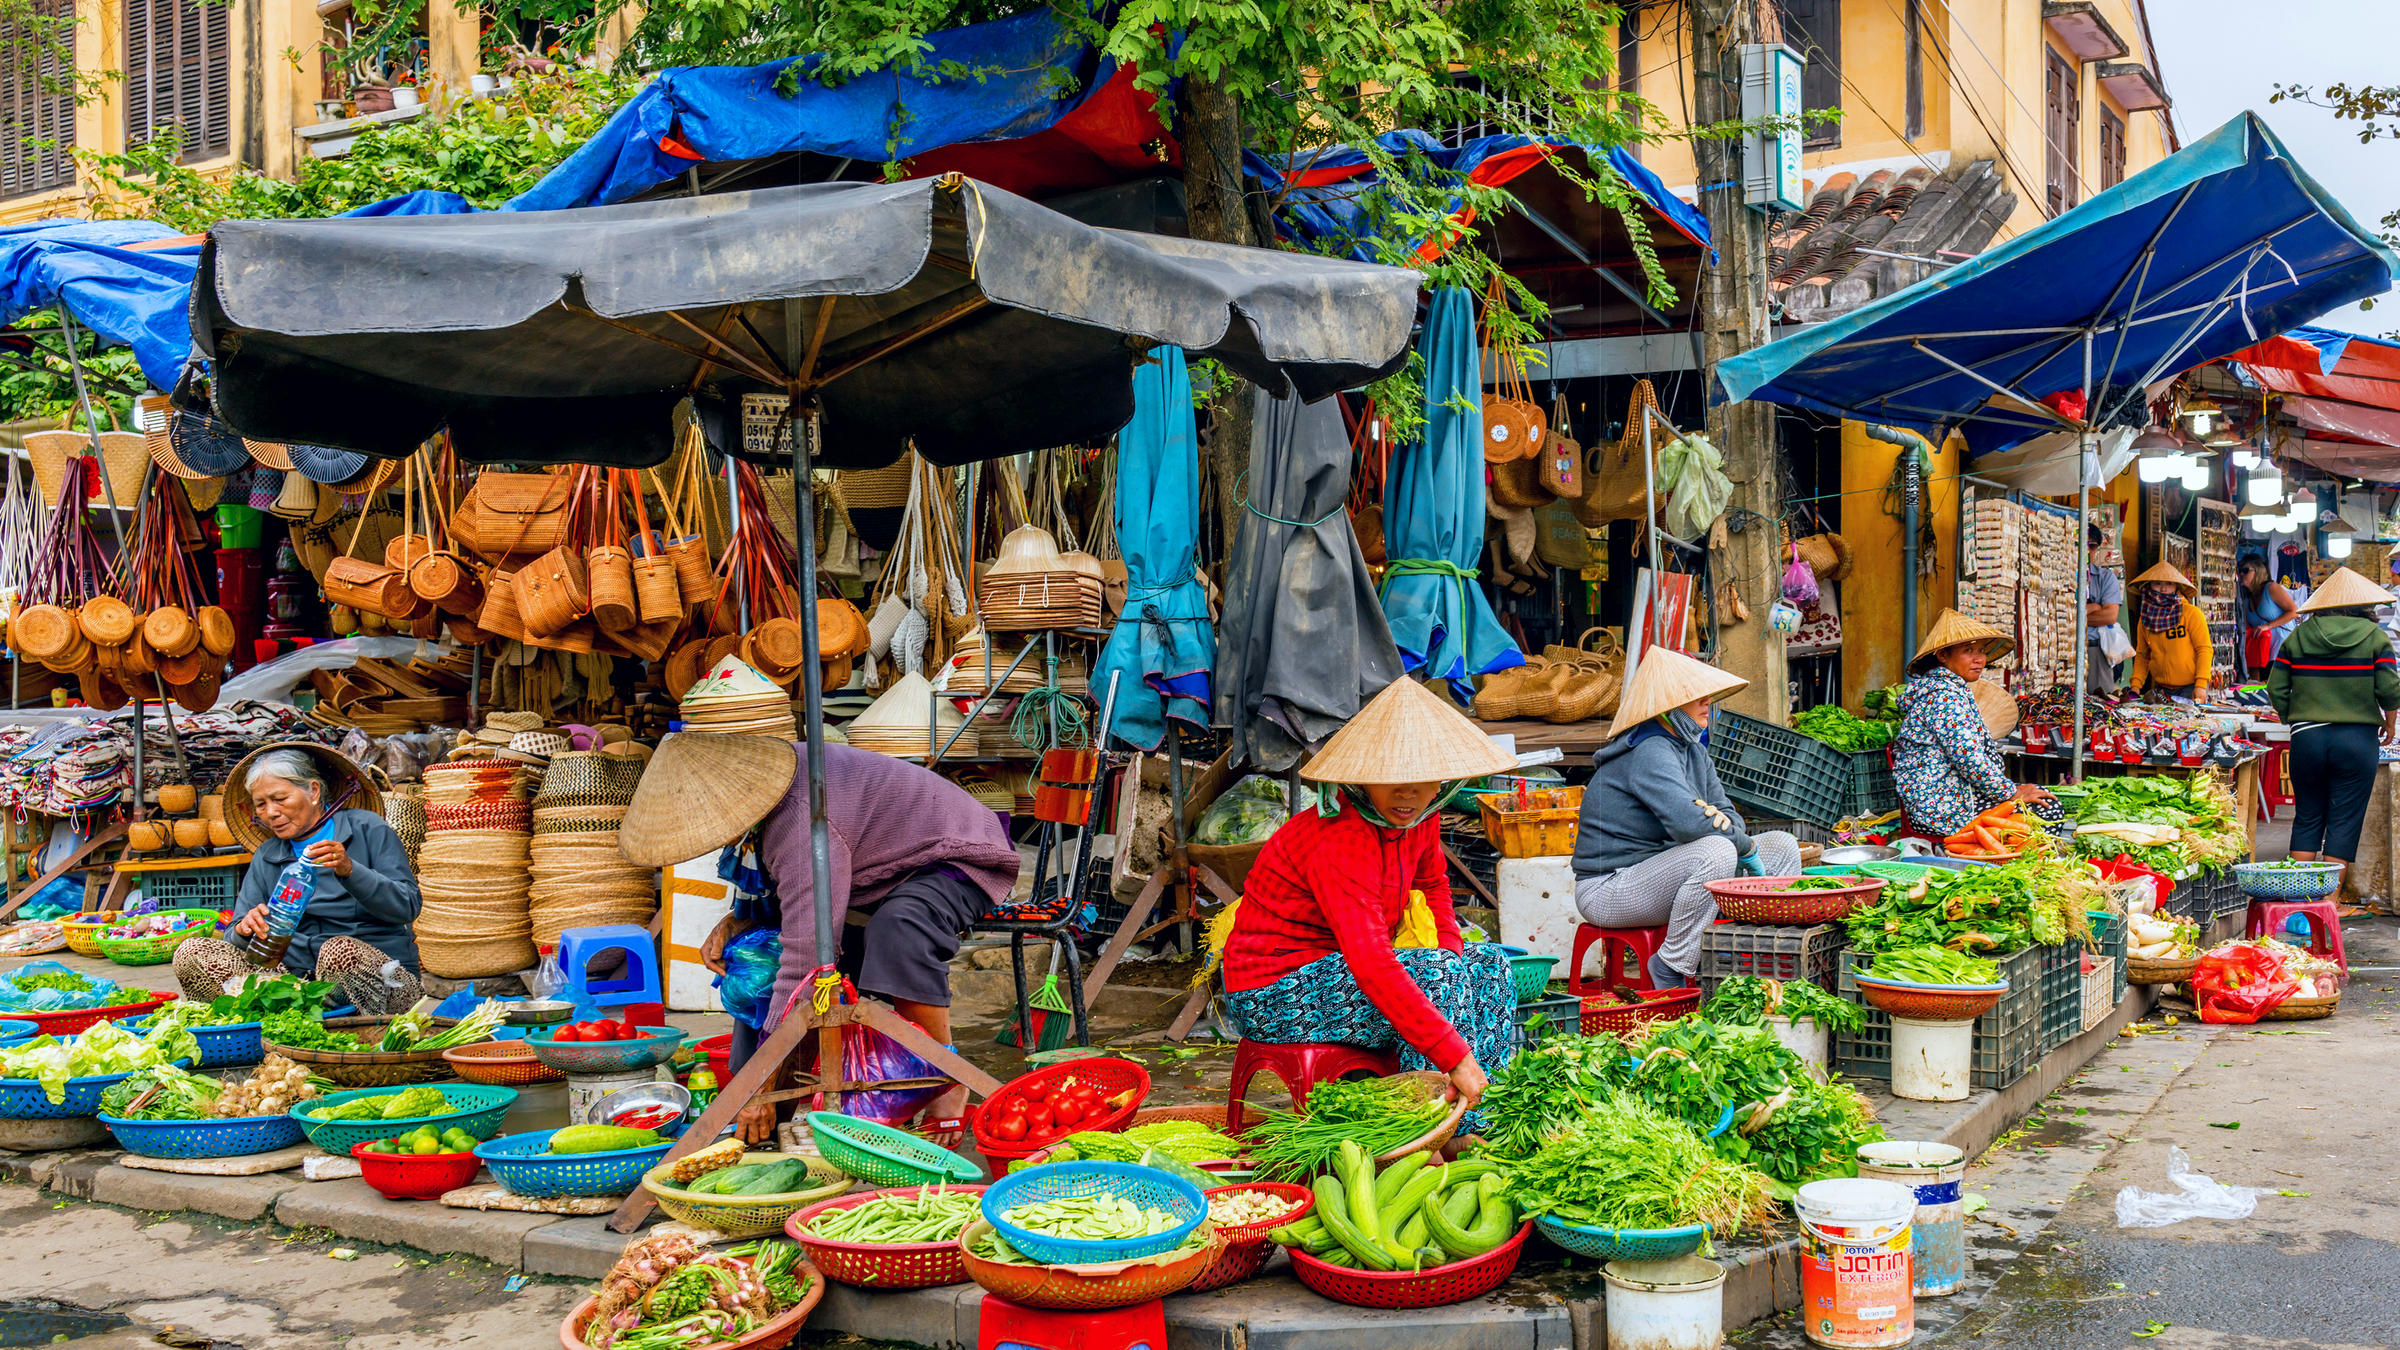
[2248,472,2284,506]
[2180,458,2212,490]
[2183,394,2222,437]
[2230,447,2261,470]
[2138,453,2176,483]
[2329,533,2356,559]
[2271,514,2301,536]
[2292,496,2321,524]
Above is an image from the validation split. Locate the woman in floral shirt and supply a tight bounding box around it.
[1893,609,2048,837]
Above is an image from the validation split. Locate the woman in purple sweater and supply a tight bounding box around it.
[622,708,1018,1143]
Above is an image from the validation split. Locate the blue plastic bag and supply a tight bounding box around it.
[16,876,82,922]
[0,960,121,1013]
[715,928,782,1031]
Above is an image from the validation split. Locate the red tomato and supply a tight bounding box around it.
[990,1112,1028,1143]
[1052,1098,1084,1126]
[1068,1083,1100,1105]
[553,1025,585,1043]
[1026,1101,1054,1133]
[615,1019,640,1041]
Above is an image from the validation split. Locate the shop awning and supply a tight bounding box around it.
[1714,113,2397,456]
[1,219,202,391]
[194,176,1420,469]
[2236,325,2400,412]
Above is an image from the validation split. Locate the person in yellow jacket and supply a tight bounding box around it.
[2127,561,2212,698]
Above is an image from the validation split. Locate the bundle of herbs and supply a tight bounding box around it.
[1701,976,1865,1034]
[1621,1018,1884,1194]
[1478,1034,1632,1160]
[1239,1075,1451,1181]
[1495,1093,1774,1238]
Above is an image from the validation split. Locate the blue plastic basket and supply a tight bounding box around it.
[293,1083,519,1154]
[136,1015,263,1070]
[980,1161,1207,1265]
[101,1111,309,1159]
[0,1019,35,1047]
[474,1127,674,1198]
[1533,1215,1709,1262]
[0,1062,190,1120]
[2231,861,2342,898]
[519,1026,689,1076]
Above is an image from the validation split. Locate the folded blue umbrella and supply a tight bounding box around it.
[1095,347,1213,749]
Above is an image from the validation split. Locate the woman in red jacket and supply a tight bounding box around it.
[1220,678,1521,1110]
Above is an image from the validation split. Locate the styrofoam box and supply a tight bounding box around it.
[663,855,733,1012]
[1496,855,1583,965]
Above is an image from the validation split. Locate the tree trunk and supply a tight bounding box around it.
[1179,73,1256,559]
[1688,0,1789,725]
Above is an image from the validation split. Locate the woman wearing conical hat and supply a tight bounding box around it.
[1570,650,1803,988]
[2126,562,2211,700]
[1891,609,2050,839]
[1220,678,1522,1112]
[2267,566,2400,899]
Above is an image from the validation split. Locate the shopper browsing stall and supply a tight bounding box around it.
[618,660,1020,1144]
[1571,648,1801,989]
[173,743,424,1015]
[2267,566,2400,901]
[2239,554,2300,678]
[1220,677,1519,1109]
[1892,610,2049,838]
[2127,562,2212,699]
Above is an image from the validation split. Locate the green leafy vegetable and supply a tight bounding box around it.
[1479,1035,1633,1160]
[1845,857,2100,956]
[1862,946,2000,986]
[1701,976,1865,1034]
[1496,1093,1773,1236]
[1792,704,1899,752]
[98,1064,222,1120]
[0,1020,198,1104]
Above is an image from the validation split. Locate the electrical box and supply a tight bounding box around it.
[1740,43,1806,213]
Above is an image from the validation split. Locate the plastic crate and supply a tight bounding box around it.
[1695,921,1846,1006]
[2090,911,2128,1006]
[1709,711,1897,827]
[2081,959,2116,1033]
[1511,994,1582,1051]
[2036,942,2085,1053]
[135,865,246,912]
[1831,946,2044,1091]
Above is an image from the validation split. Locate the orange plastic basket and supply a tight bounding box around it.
[785,1185,988,1289]
[957,1220,1219,1310]
[442,1041,567,1086]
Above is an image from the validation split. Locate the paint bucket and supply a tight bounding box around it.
[1889,1016,1971,1102]
[565,1066,661,1124]
[1601,1256,1725,1350]
[1795,1178,1916,1349]
[1856,1141,1968,1297]
[1768,1014,1829,1074]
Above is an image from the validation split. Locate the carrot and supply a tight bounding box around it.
[1970,824,2005,852]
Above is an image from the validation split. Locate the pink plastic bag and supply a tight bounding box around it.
[1780,545,1820,608]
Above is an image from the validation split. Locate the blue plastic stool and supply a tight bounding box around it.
[979,1295,1163,1350]
[555,925,667,1028]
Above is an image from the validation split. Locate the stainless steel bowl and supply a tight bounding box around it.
[1819,844,1902,865]
[504,1000,575,1027]
[586,1080,692,1129]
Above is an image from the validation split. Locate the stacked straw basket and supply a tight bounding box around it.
[528,751,658,945]
[411,759,540,978]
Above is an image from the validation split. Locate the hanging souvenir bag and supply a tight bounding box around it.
[1574,378,1662,526]
[1479,275,1547,463]
[451,469,570,564]
[383,452,433,571]
[660,422,720,604]
[512,466,593,638]
[586,470,638,632]
[625,467,682,623]
[406,446,484,615]
[1540,392,1583,497]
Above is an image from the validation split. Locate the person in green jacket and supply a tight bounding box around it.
[2266,566,2400,899]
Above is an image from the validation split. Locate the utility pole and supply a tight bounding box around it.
[1689,0,1789,724]
[1179,76,1259,556]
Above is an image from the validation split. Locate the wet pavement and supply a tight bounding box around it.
[1738,906,2400,1349]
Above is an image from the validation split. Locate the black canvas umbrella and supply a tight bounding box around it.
[194,175,1418,469]
[1214,387,1404,770]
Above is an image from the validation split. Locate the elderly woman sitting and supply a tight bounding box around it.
[1892,610,2047,839]
[172,745,424,1014]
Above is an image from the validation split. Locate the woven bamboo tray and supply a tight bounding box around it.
[265,1016,477,1088]
[2125,955,2199,986]
[2262,991,2339,1020]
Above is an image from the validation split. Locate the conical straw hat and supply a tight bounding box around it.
[1970,678,2019,738]
[2298,565,2396,614]
[986,525,1063,576]
[1911,608,2017,666]
[1300,677,1517,785]
[683,657,783,708]
[617,732,797,866]
[849,669,963,735]
[2129,561,2196,595]
[1606,648,1750,740]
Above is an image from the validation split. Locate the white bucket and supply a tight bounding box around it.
[1769,1014,1829,1074]
[1795,1178,1916,1348]
[1601,1255,1725,1350]
[1856,1141,1969,1297]
[1889,1016,1971,1102]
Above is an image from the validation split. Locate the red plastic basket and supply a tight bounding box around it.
[1705,876,1886,924]
[785,1185,988,1290]
[351,1140,484,1200]
[1187,1183,1314,1293]
[1287,1222,1531,1308]
[17,992,177,1037]
[970,1057,1150,1160]
[697,1032,733,1084]
[1579,987,1700,1036]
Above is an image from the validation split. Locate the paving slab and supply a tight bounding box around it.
[815,1275,977,1350]
[88,1164,300,1221]
[38,1150,116,1199]
[522,1216,659,1279]
[275,1177,559,1266]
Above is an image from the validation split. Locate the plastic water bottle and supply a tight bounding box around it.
[242,824,335,967]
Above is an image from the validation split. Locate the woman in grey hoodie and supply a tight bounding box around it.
[1571,650,1800,987]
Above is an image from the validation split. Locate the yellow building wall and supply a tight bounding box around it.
[1837,422,1961,708]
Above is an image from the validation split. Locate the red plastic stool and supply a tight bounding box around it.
[980,1294,1164,1350]
[1568,923,1668,995]
[2244,897,2348,975]
[1226,1040,1400,1134]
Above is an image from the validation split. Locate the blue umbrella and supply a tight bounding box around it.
[1095,348,1214,750]
[1379,286,1524,698]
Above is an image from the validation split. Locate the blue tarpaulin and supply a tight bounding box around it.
[1094,348,1213,750]
[1715,114,2397,456]
[0,220,200,392]
[1246,130,1710,264]
[1378,286,1523,698]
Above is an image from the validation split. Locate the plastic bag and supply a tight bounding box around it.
[2190,943,2297,1024]
[1193,774,1293,846]
[715,927,783,1031]
[1780,546,1821,608]
[1657,432,1732,539]
[840,1016,948,1126]
[0,959,121,1013]
[2115,1145,2263,1228]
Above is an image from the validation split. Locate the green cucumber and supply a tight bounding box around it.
[1379,1164,1448,1234]
[1312,1174,1395,1271]
[1339,1142,1383,1244]
[1396,1212,1428,1249]
[736,1160,809,1194]
[547,1124,661,1156]
[1440,1182,1482,1229]
[1459,1178,1515,1255]
[1420,1183,1484,1258]
[1372,1150,1428,1206]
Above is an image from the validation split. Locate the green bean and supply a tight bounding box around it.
[802,1185,982,1245]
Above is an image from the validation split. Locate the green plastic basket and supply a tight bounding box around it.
[292,1083,519,1154]
[94,909,223,966]
[807,1111,983,1187]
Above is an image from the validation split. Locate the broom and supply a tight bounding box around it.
[997,939,1077,1052]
